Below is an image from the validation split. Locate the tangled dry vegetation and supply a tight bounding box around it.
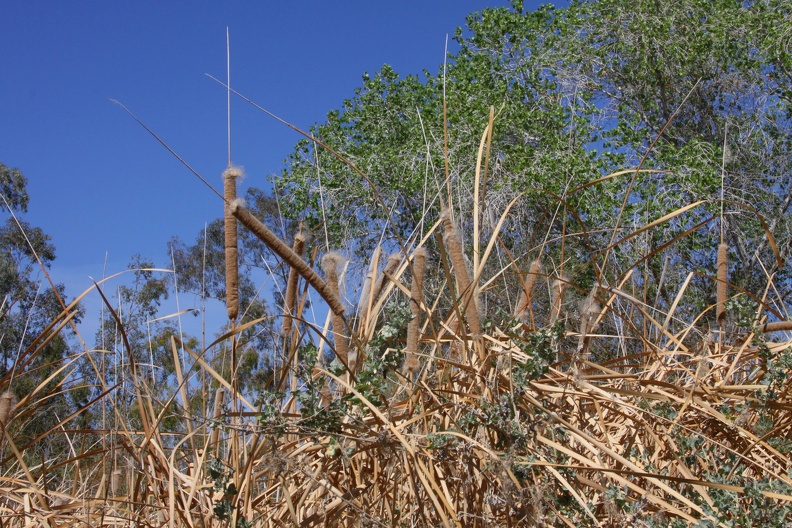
[2,113,792,528]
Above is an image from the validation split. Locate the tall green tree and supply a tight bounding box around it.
[0,162,79,459]
[269,0,791,333]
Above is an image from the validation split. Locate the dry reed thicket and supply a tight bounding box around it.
[2,104,792,528]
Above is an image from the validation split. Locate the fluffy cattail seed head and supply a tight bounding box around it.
[402,353,421,375]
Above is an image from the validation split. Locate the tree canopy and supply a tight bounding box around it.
[266,0,791,327]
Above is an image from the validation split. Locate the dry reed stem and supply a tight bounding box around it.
[717,242,728,324]
[323,252,350,369]
[357,246,380,324]
[513,259,542,321]
[370,252,402,316]
[223,166,242,321]
[230,200,345,316]
[404,248,428,374]
[440,209,481,336]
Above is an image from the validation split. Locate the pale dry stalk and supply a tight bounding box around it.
[369,252,402,315]
[357,246,380,324]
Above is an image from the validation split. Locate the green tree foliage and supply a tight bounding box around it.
[0,162,79,457]
[270,0,791,333]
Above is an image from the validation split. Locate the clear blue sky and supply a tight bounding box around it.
[0,2,556,337]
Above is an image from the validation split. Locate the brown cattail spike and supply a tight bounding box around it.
[514,259,542,321]
[0,390,17,426]
[322,252,350,369]
[223,166,243,321]
[716,243,728,324]
[440,209,481,336]
[404,248,428,375]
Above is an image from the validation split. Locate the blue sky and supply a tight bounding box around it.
[1,1,558,338]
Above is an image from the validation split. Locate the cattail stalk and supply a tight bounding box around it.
[230,201,344,316]
[513,259,542,321]
[404,248,428,375]
[440,209,482,336]
[322,252,350,369]
[716,243,728,324]
[550,275,568,325]
[223,166,242,321]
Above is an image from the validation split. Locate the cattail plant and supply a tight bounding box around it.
[403,248,428,375]
[716,242,728,324]
[322,252,351,370]
[223,166,243,321]
[513,259,542,322]
[230,200,344,316]
[0,390,17,427]
[440,208,482,336]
